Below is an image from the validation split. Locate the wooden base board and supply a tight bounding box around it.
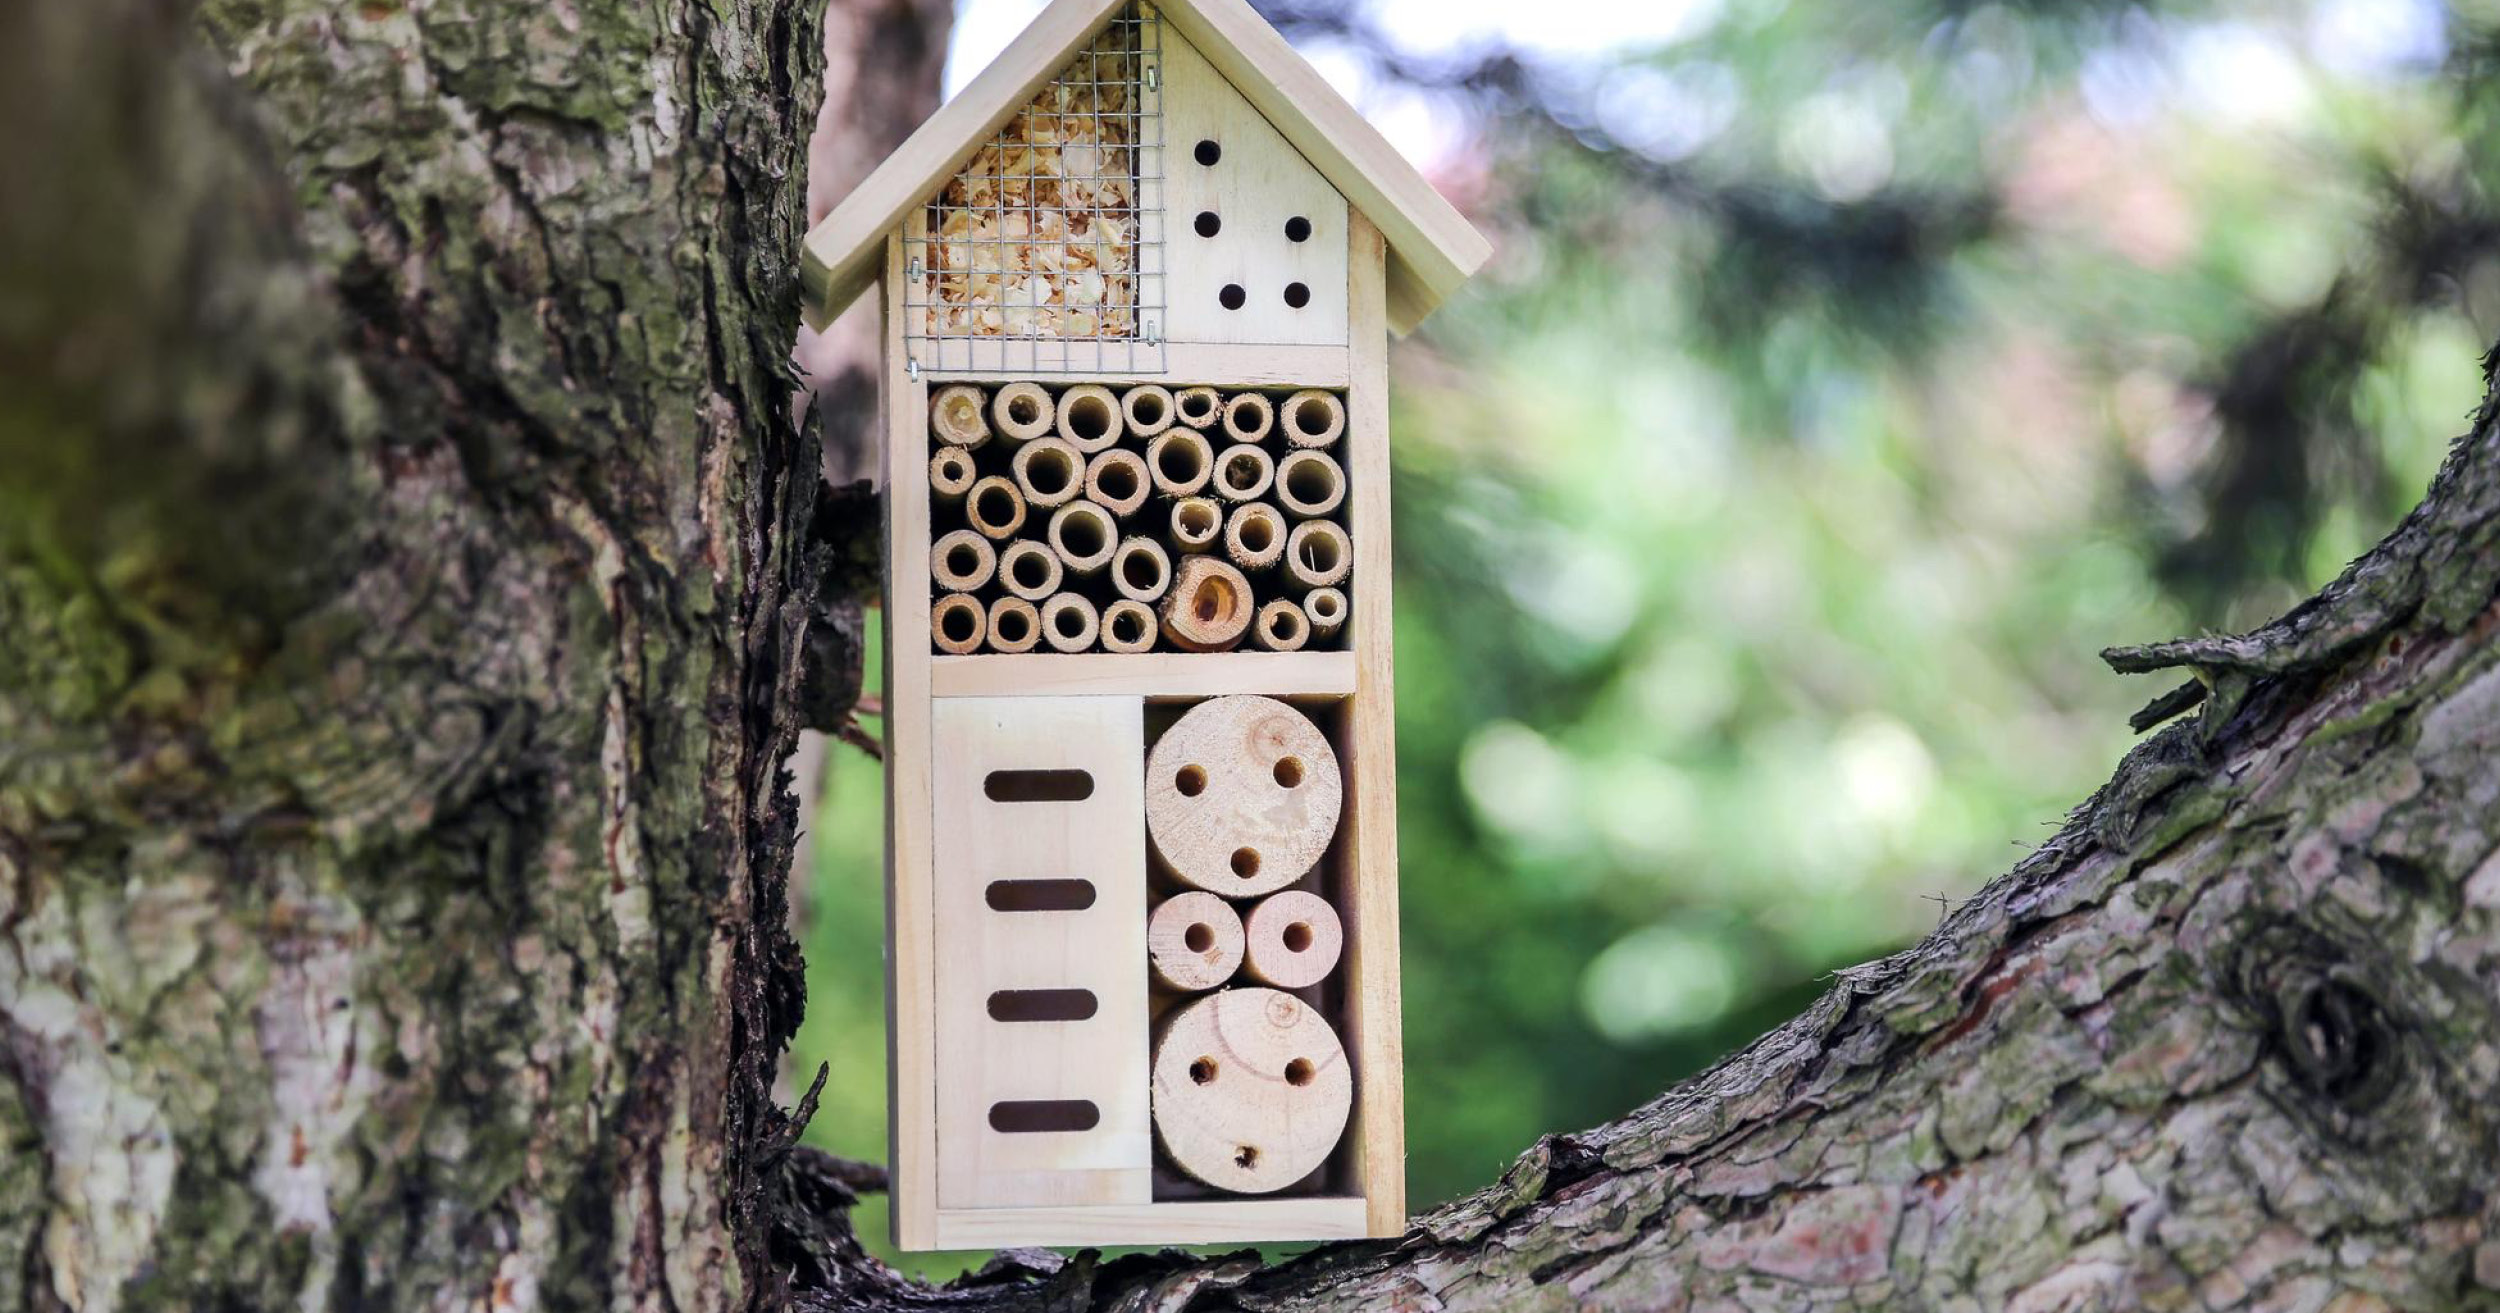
[932,650,1355,699]
[933,1197,1369,1248]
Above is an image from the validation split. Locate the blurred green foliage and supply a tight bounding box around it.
[793,0,2490,1276]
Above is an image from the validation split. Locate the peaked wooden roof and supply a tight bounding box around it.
[799,0,1491,336]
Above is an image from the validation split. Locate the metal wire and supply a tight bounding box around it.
[905,5,1165,375]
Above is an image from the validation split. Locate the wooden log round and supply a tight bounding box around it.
[1147,429,1214,498]
[931,383,991,448]
[1122,384,1178,438]
[1055,383,1126,453]
[930,592,987,655]
[1284,519,1352,589]
[1112,535,1172,603]
[1213,443,1274,503]
[1221,391,1275,445]
[1225,502,1286,573]
[1251,597,1309,652]
[1173,385,1222,431]
[1169,497,1223,556]
[1100,598,1158,653]
[930,447,978,503]
[1151,988,1352,1194]
[1156,556,1256,655]
[1012,436,1084,509]
[991,381,1054,442]
[997,539,1064,602]
[965,475,1027,540]
[1147,891,1246,992]
[1241,889,1342,988]
[1086,448,1151,518]
[1303,586,1348,641]
[1279,389,1344,449]
[1040,592,1100,654]
[1144,694,1342,894]
[1273,450,1345,520]
[1047,499,1117,576]
[985,596,1041,653]
[930,528,997,593]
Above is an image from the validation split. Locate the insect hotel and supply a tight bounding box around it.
[799,0,1489,1250]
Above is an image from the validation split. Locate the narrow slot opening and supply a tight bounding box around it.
[986,989,1098,1022]
[989,1100,1100,1133]
[985,878,1097,911]
[983,769,1095,802]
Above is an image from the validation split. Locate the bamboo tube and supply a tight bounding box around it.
[931,529,997,593]
[985,596,1040,653]
[1284,519,1352,589]
[1241,890,1342,988]
[1169,497,1223,555]
[1040,592,1100,653]
[965,475,1027,540]
[1143,694,1341,894]
[930,447,978,504]
[1086,448,1150,518]
[1055,383,1125,453]
[1147,891,1245,992]
[1047,500,1117,577]
[1273,450,1345,520]
[1173,385,1221,431]
[1012,436,1084,509]
[931,384,991,448]
[1100,598,1157,653]
[1252,597,1309,651]
[1122,384,1178,438]
[1280,389,1345,449]
[1221,391,1275,445]
[1212,443,1274,503]
[1147,429,1214,498]
[1150,989,1352,1193]
[991,382,1053,442]
[1157,556,1255,653]
[1225,502,1286,573]
[1303,587,1348,641]
[997,539,1064,601]
[1111,536,1171,603]
[931,592,987,655]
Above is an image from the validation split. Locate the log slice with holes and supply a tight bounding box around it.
[1151,988,1352,1193]
[1144,695,1341,895]
[1147,891,1246,992]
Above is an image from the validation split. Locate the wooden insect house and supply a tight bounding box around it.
[799,0,1489,1250]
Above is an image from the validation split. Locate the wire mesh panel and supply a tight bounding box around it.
[906,6,1165,376]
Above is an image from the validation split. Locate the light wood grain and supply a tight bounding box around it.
[1159,555,1256,652]
[1241,888,1342,988]
[930,650,1356,698]
[1099,599,1160,654]
[1144,695,1341,896]
[1151,988,1352,1193]
[1251,596,1309,651]
[929,1197,1368,1248]
[1147,890,1246,992]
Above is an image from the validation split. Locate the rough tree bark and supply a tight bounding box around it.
[5,1,2499,1311]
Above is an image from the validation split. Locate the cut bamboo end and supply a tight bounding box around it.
[965,476,1028,540]
[997,539,1064,602]
[1225,502,1286,573]
[1123,384,1178,438]
[1056,383,1125,453]
[1147,891,1246,992]
[1273,450,1346,520]
[1222,392,1276,445]
[1040,592,1101,653]
[1303,587,1348,640]
[992,382,1053,442]
[1147,429,1215,499]
[1213,444,1275,503]
[930,447,978,503]
[1157,556,1256,654]
[1252,597,1309,652]
[1150,989,1351,1194]
[931,384,992,448]
[1144,695,1342,894]
[1284,520,1353,589]
[1280,390,1345,449]
[931,529,998,593]
[1173,385,1222,431]
[1170,497,1224,555]
[1112,536,1172,603]
[1012,437,1084,509]
[1101,598,1158,653]
[1047,500,1117,576]
[985,596,1040,653]
[931,592,988,655]
[1242,890,1343,988]
[1086,449,1151,519]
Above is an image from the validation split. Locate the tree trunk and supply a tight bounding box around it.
[7,0,2500,1308]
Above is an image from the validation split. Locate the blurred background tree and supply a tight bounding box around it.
[795,0,2495,1273]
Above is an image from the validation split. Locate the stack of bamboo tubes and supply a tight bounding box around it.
[927,380,1354,655]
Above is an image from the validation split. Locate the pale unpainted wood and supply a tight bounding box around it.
[932,695,1153,1212]
[1143,695,1341,897]
[1151,988,1354,1193]
[929,1196,1369,1248]
[1147,890,1246,992]
[919,342,1352,389]
[1241,888,1341,988]
[929,650,1356,698]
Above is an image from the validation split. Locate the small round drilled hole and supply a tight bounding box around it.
[1184,923,1214,953]
[941,608,977,642]
[1284,216,1312,243]
[1283,282,1311,309]
[1190,1057,1218,1084]
[1219,284,1246,311]
[1284,1058,1313,1086]
[1194,210,1222,238]
[1234,1144,1259,1169]
[1194,139,1222,166]
[1273,757,1303,788]
[1176,766,1207,797]
[1231,847,1260,879]
[1282,922,1313,953]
